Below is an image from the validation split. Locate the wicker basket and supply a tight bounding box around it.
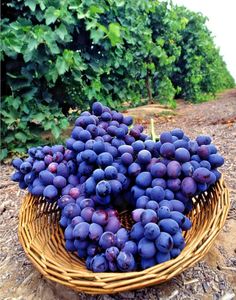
[18,178,230,294]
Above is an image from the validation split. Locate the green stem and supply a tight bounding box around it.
[150,118,157,142]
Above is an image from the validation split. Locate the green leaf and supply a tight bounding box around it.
[90,29,104,43]
[25,0,36,12]
[15,132,27,143]
[0,149,8,161]
[51,124,61,139]
[89,5,104,15]
[31,112,45,123]
[108,23,122,46]
[56,56,68,75]
[45,7,58,25]
[55,24,67,40]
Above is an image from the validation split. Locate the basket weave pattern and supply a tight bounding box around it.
[18,178,230,294]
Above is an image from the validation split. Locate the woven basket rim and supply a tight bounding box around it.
[18,177,230,294]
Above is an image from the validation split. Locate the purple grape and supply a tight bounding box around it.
[116,228,129,249]
[170,248,181,258]
[63,203,81,218]
[175,148,190,162]
[92,210,108,225]
[150,163,166,178]
[136,172,152,189]
[160,132,172,143]
[181,177,197,196]
[188,140,199,154]
[109,179,122,195]
[43,185,58,199]
[172,231,184,247]
[97,152,113,168]
[123,116,133,126]
[160,143,175,158]
[165,189,174,200]
[138,238,156,258]
[91,254,108,272]
[71,216,84,227]
[123,241,138,255]
[156,252,170,263]
[208,154,224,168]
[136,196,149,208]
[12,158,23,170]
[20,162,32,174]
[192,167,211,183]
[158,206,171,219]
[64,224,74,239]
[81,207,95,222]
[196,135,211,146]
[167,161,181,178]
[152,178,166,189]
[171,128,184,139]
[137,150,152,164]
[117,251,136,271]
[105,246,119,262]
[128,162,141,177]
[150,186,165,202]
[141,257,156,269]
[144,223,160,240]
[132,208,145,222]
[159,200,173,211]
[31,185,45,196]
[167,178,181,192]
[155,232,173,253]
[89,223,103,241]
[53,176,67,189]
[130,222,144,241]
[99,232,115,249]
[73,222,90,239]
[140,209,158,225]
[173,139,189,150]
[105,216,121,233]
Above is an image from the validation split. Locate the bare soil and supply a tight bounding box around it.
[0,89,236,300]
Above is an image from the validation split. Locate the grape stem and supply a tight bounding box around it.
[150,118,157,142]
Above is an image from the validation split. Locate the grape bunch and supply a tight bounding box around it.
[11,101,224,272]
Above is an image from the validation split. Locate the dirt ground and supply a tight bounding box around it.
[0,89,236,300]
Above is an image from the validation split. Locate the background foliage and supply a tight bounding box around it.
[1,0,235,159]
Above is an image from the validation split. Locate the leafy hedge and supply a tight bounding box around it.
[1,0,235,159]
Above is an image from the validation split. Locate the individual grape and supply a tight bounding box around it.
[20,162,32,174]
[131,185,145,200]
[78,248,87,258]
[132,208,145,222]
[87,244,99,257]
[167,161,181,178]
[61,184,74,196]
[138,238,156,258]
[105,246,119,262]
[44,155,53,166]
[155,232,173,253]
[24,172,36,185]
[72,140,85,152]
[88,223,103,241]
[31,185,45,196]
[175,148,190,163]
[136,196,149,208]
[71,216,84,227]
[123,116,133,126]
[146,200,159,211]
[99,232,115,249]
[97,152,113,168]
[53,176,67,189]
[171,128,184,139]
[92,102,103,116]
[170,248,181,258]
[190,160,200,170]
[181,217,192,231]
[64,224,74,240]
[169,200,185,213]
[150,163,167,178]
[48,162,58,173]
[96,180,111,197]
[197,145,210,159]
[192,167,211,183]
[188,140,199,154]
[121,153,133,165]
[118,145,134,155]
[165,189,174,200]
[130,128,141,139]
[53,151,64,163]
[117,251,136,271]
[124,135,135,145]
[123,241,138,255]
[167,178,181,192]
[150,186,165,202]
[32,160,46,173]
[92,169,105,182]
[109,180,122,195]
[65,240,77,252]
[191,154,201,162]
[160,132,173,143]
[73,222,90,239]
[116,228,129,249]
[169,211,186,227]
[144,140,155,152]
[84,177,96,195]
[86,124,98,138]
[69,187,80,199]
[141,257,156,269]
[172,231,184,247]
[79,198,94,209]
[208,144,217,154]
[137,150,152,164]
[81,149,97,164]
[43,185,58,199]
[211,169,221,181]
[11,171,24,182]
[105,216,121,233]
[208,154,224,168]
[156,252,170,263]
[104,166,118,180]
[132,141,145,153]
[12,158,23,170]
[196,135,211,146]
[130,222,144,241]
[128,162,141,177]
[63,203,81,218]
[181,162,194,177]
[74,239,89,251]
[200,160,211,170]
[92,210,108,225]
[136,172,152,189]
[197,183,208,192]
[35,150,45,160]
[159,218,179,235]
[160,143,175,158]
[159,200,173,211]
[91,254,108,272]
[173,139,189,150]
[59,216,69,228]
[158,206,171,219]
[80,207,94,222]
[151,178,166,189]
[140,209,158,225]
[144,223,160,240]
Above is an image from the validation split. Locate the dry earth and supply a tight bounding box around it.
[0,89,236,300]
